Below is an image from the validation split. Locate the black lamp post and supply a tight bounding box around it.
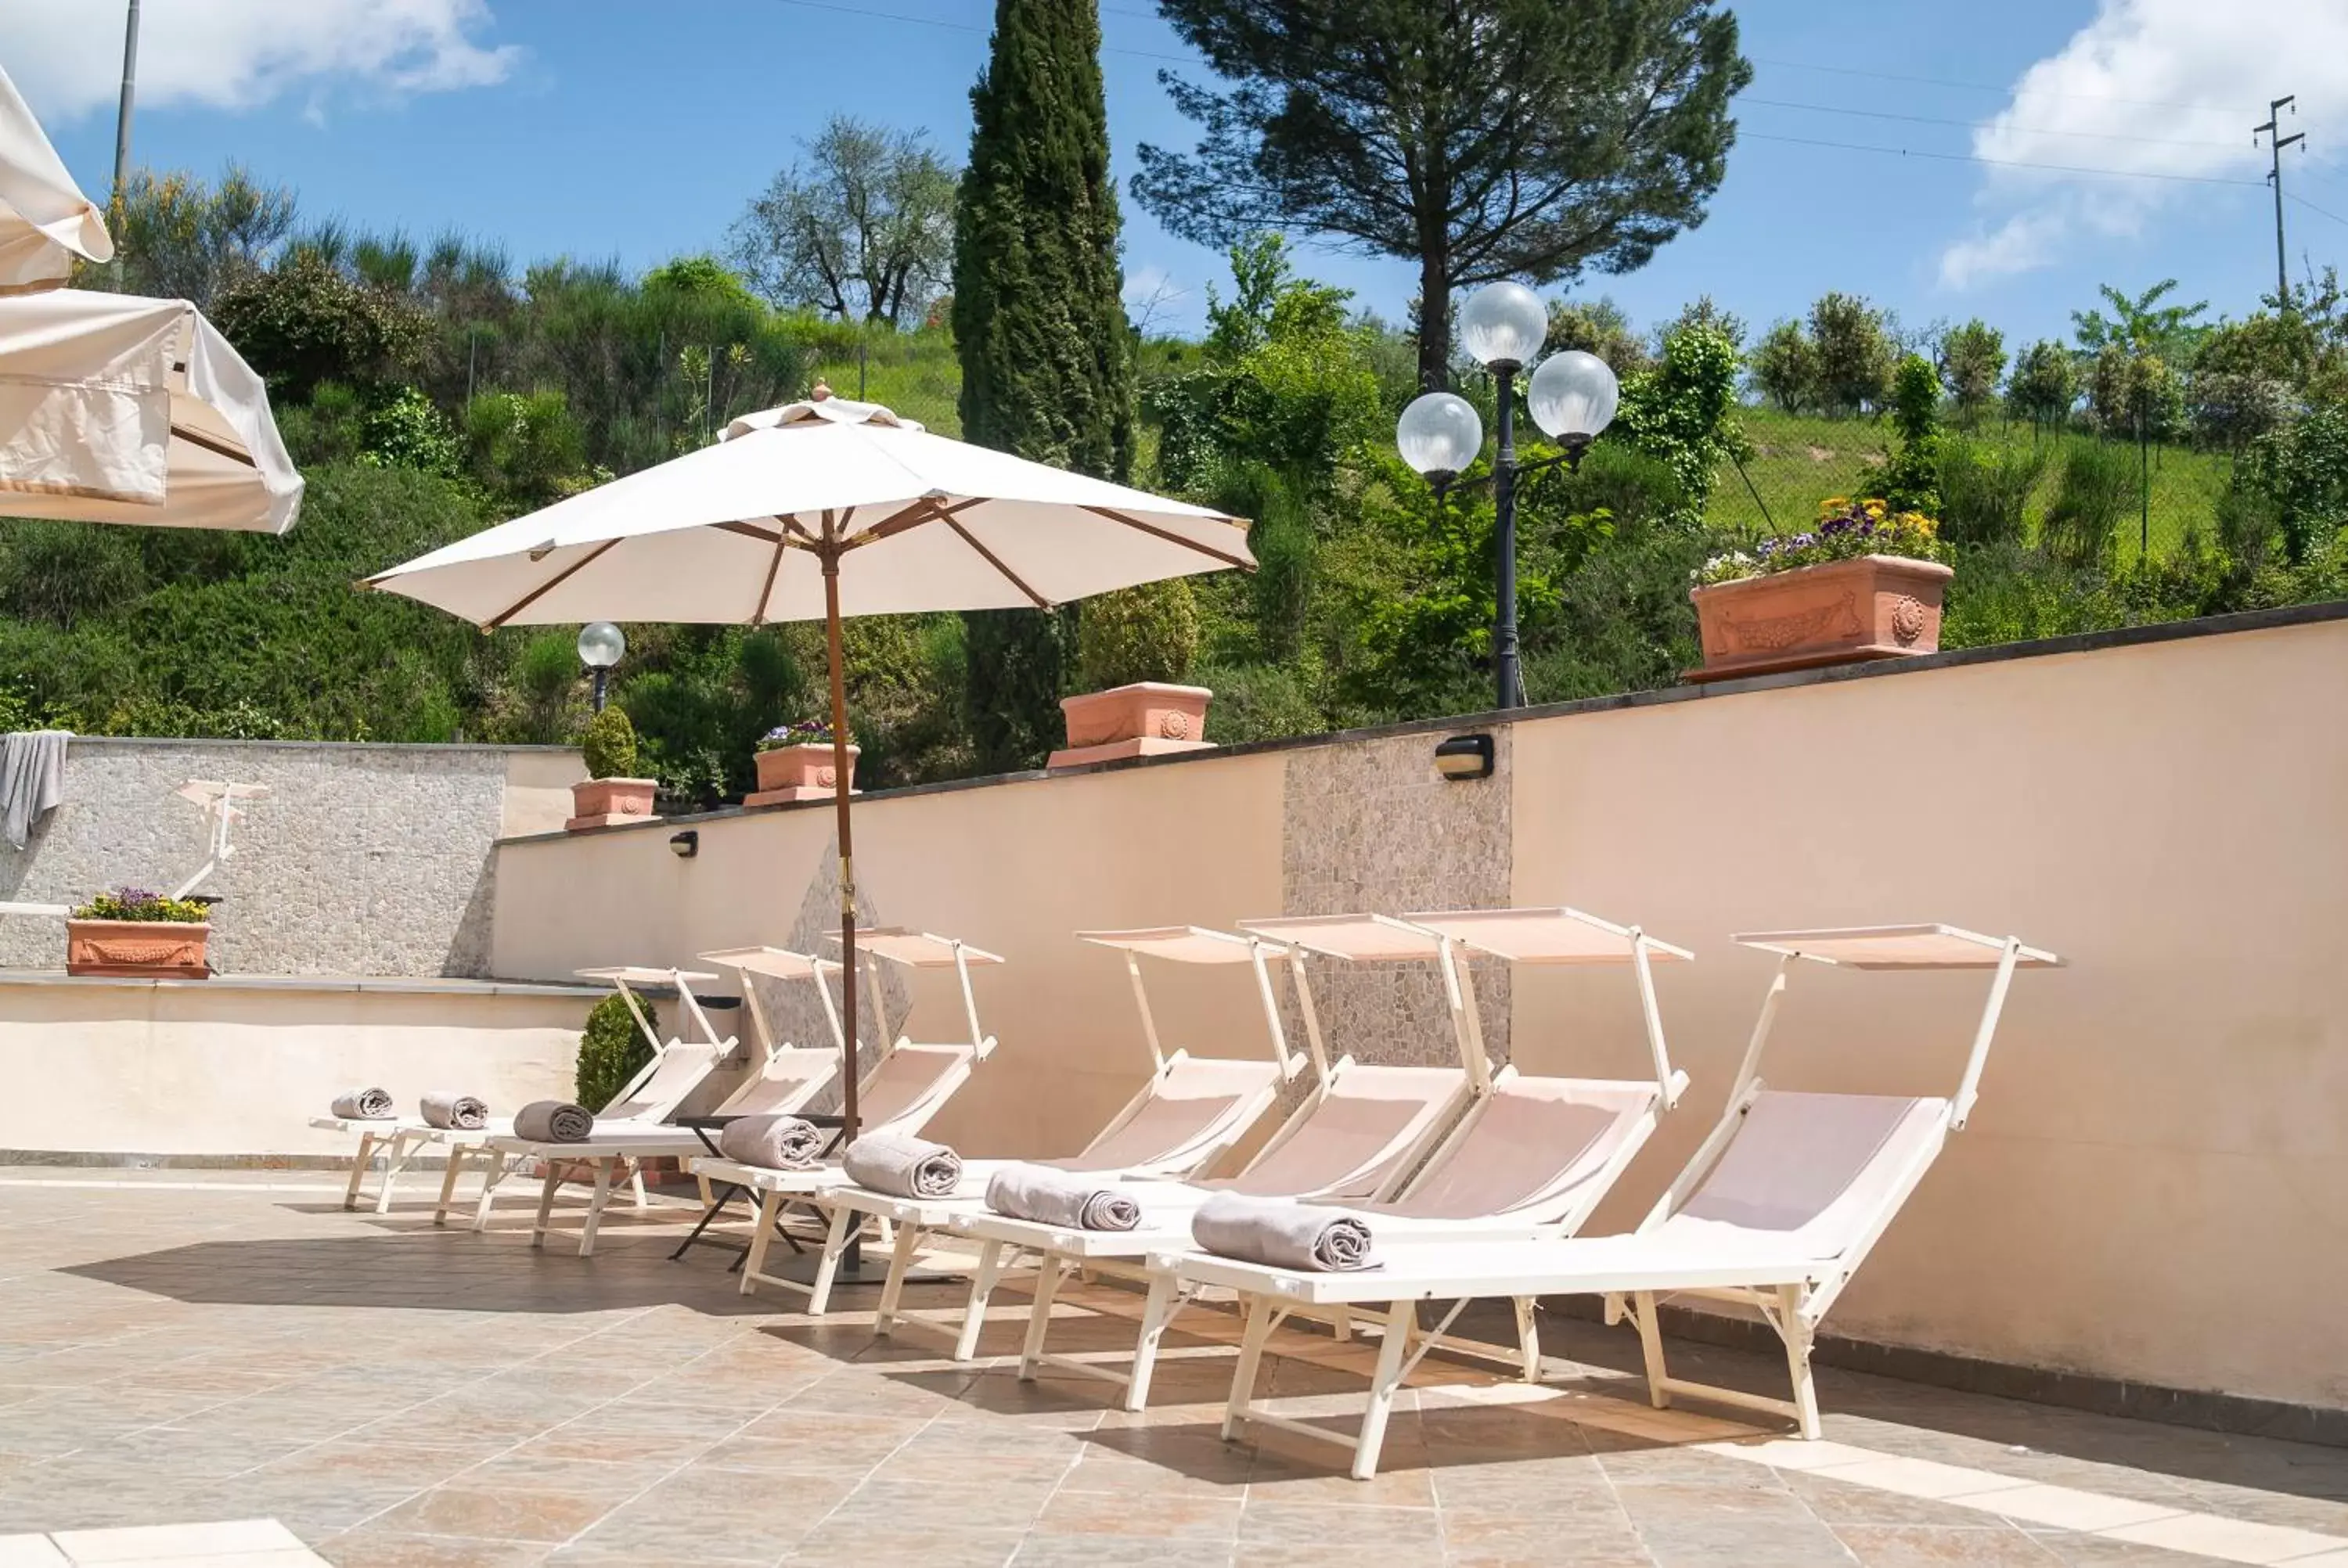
[1397,282,1620,710]
[578,621,625,712]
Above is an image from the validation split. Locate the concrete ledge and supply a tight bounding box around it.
[0,969,609,998]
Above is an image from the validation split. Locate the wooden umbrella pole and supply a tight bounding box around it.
[822,552,857,1149]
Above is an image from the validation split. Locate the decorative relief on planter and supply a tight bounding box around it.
[746,744,860,807]
[567,777,661,832]
[1048,682,1215,769]
[66,919,211,979]
[1687,555,1953,682]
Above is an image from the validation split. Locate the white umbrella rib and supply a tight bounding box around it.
[1080,505,1255,571]
[483,538,621,628]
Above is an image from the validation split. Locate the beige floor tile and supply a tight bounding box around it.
[49,1519,308,1562]
[2097,1512,2348,1563]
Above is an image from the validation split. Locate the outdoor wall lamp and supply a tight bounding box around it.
[1433,732,1496,781]
[577,621,625,712]
[668,829,699,859]
[1396,281,1619,710]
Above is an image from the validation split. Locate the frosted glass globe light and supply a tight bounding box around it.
[1529,350,1620,444]
[577,621,626,670]
[1459,281,1548,369]
[1395,392,1485,480]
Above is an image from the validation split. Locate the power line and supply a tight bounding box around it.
[1741,95,2248,152]
[1748,54,2255,114]
[2288,192,2348,228]
[769,0,1201,64]
[1743,131,2269,188]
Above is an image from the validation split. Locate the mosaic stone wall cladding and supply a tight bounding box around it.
[1279,727,1513,1068]
[0,739,549,977]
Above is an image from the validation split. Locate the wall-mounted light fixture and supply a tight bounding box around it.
[1433,732,1495,781]
[668,829,699,859]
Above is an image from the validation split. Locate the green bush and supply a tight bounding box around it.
[575,992,657,1112]
[580,704,640,779]
[1076,579,1200,689]
[1937,437,2047,549]
[2242,404,2348,564]
[2040,441,2142,570]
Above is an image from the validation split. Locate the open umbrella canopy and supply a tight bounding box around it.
[0,64,110,293]
[362,394,1252,626]
[0,287,304,534]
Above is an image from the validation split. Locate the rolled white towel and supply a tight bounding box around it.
[984,1162,1141,1231]
[1190,1192,1379,1272]
[843,1131,962,1199]
[513,1100,594,1142]
[418,1091,488,1131]
[717,1114,824,1170]
[330,1088,394,1120]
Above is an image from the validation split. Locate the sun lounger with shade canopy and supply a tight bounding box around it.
[470,965,738,1252]
[1160,922,2058,1480]
[812,925,1329,1347]
[977,907,1690,1408]
[687,929,1006,1298]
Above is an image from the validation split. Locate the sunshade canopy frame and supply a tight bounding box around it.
[1079,926,1305,1081]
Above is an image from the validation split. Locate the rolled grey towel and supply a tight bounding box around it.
[419,1091,488,1131]
[984,1162,1141,1232]
[330,1087,394,1120]
[1190,1192,1379,1272]
[717,1113,824,1170]
[843,1130,962,1199]
[513,1100,594,1143]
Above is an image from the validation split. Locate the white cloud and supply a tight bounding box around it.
[0,0,517,124]
[1936,0,2348,289]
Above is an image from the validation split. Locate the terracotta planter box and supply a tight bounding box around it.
[567,776,661,832]
[746,743,859,807]
[67,919,211,980]
[1687,554,1954,682]
[1050,682,1215,768]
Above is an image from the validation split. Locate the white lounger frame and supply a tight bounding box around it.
[1002,907,1690,1408]
[1185,922,2057,1480]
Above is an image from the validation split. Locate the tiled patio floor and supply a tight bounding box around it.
[2,1174,2344,1567]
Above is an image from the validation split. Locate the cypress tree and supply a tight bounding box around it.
[953,0,1135,772]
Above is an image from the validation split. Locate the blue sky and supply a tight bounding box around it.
[11,0,2348,354]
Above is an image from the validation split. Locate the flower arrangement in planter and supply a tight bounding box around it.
[1050,579,1215,769]
[67,887,212,979]
[567,706,663,831]
[1686,498,1955,682]
[746,718,859,807]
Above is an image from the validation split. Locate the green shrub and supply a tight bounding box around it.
[575,992,657,1111]
[2242,404,2348,564]
[1076,579,1199,689]
[1875,354,1942,514]
[2040,441,2141,570]
[580,703,640,779]
[1937,437,2047,549]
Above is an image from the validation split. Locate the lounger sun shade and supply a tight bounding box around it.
[1164,922,2058,1480]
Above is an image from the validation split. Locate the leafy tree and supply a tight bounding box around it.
[1076,578,1200,689]
[1544,297,1651,378]
[1611,317,1743,515]
[729,117,958,327]
[211,253,430,401]
[464,390,592,507]
[1937,319,2006,423]
[97,164,297,307]
[2087,347,2183,441]
[1876,354,1943,514]
[576,993,657,1112]
[1133,0,1750,391]
[2188,314,2310,450]
[2073,279,2211,363]
[1807,292,1896,416]
[1748,319,1817,412]
[2243,405,2348,564]
[642,254,767,313]
[954,0,1136,771]
[2006,340,2077,430]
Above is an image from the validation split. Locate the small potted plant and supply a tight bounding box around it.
[67,887,212,979]
[1051,579,1214,768]
[1687,498,1954,682]
[746,718,858,807]
[567,706,662,830]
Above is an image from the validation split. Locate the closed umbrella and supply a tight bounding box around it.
[366,390,1253,1140]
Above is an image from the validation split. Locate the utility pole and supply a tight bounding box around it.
[110,0,141,286]
[2254,95,2303,307]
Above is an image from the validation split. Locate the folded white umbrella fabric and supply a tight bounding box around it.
[0,65,110,294]
[0,288,304,534]
[366,391,1253,1144]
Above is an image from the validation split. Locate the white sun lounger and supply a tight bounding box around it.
[978,907,1690,1407]
[472,965,738,1253]
[827,926,1329,1348]
[1161,922,2059,1480]
[689,929,1007,1297]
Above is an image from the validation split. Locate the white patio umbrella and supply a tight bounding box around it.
[0,65,302,534]
[365,390,1254,1138]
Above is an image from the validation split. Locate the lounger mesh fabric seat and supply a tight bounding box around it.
[1050,1055,1282,1174]
[1207,1064,1460,1200]
[1351,1077,1660,1228]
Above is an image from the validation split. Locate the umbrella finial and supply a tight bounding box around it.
[810,379,833,401]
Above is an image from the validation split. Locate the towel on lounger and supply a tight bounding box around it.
[419,1091,488,1131]
[717,1113,823,1170]
[1190,1192,1379,1272]
[513,1100,594,1143]
[985,1162,1141,1231]
[843,1130,962,1199]
[330,1087,394,1120]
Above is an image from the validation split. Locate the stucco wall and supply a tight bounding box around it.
[0,739,582,977]
[486,613,2348,1412]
